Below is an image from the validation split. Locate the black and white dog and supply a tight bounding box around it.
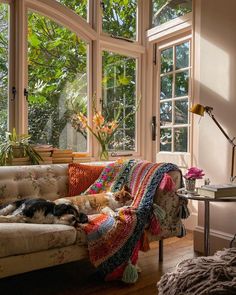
[0,198,88,226]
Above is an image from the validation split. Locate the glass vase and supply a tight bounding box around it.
[99,142,109,161]
[185,179,196,192]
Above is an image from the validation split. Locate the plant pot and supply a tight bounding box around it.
[185,179,196,192]
[12,146,25,158]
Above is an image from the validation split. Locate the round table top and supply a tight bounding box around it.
[177,190,236,202]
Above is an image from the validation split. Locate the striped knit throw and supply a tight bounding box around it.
[81,159,180,282]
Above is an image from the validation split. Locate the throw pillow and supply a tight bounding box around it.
[68,163,105,196]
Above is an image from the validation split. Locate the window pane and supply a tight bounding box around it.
[160,74,173,99]
[160,128,172,151]
[102,51,136,151]
[102,0,137,41]
[176,41,189,70]
[152,0,192,27]
[56,0,87,20]
[28,12,88,152]
[160,101,172,126]
[175,70,189,97]
[174,99,188,124]
[161,47,173,73]
[174,127,187,152]
[113,129,135,151]
[0,3,9,142]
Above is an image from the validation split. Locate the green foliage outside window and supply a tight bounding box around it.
[152,0,192,27]
[0,3,8,143]
[28,12,88,150]
[102,0,137,41]
[56,0,87,20]
[102,51,136,151]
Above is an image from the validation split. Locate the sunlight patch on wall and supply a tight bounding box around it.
[200,37,230,101]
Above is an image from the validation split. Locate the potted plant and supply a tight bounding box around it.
[0,128,43,166]
[184,167,205,192]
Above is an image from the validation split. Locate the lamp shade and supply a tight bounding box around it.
[190,104,205,116]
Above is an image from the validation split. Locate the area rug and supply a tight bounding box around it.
[157,248,236,294]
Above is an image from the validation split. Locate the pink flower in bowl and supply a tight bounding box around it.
[184,167,205,180]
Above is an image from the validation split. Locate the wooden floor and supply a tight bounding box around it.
[0,233,196,295]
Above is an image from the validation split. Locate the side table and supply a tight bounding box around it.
[178,191,236,256]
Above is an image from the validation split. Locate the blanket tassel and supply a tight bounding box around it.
[122,260,138,284]
[179,197,190,219]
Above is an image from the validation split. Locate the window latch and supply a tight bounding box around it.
[152,116,156,141]
[11,86,16,101]
[24,88,29,102]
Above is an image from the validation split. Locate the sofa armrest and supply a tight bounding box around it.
[152,170,183,239]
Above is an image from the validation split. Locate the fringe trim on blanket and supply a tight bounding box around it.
[179,196,190,219]
[177,223,186,238]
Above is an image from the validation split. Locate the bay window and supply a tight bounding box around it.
[0,0,143,158]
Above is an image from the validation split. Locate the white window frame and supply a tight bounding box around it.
[157,35,192,162]
[145,8,193,167]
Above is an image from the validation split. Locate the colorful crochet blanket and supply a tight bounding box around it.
[80,159,181,282]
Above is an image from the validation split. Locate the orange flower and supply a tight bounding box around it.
[78,113,87,129]
[110,121,118,130]
[93,112,104,127]
[101,127,108,134]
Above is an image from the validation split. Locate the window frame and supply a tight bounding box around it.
[0,0,15,133]
[145,8,193,167]
[158,35,192,153]
[1,0,145,159]
[99,0,140,44]
[100,46,141,155]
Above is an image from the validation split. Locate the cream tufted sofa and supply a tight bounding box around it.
[0,164,184,278]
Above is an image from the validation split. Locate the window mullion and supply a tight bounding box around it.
[172,45,176,152]
[15,0,28,135]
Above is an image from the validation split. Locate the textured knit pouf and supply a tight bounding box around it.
[157,248,236,295]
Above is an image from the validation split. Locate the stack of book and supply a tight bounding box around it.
[197,184,236,198]
[52,149,73,164]
[33,145,54,164]
[73,153,91,163]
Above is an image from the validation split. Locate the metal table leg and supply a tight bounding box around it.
[204,200,210,256]
[159,239,163,262]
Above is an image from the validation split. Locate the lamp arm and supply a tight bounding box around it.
[206,109,236,182]
[206,109,235,146]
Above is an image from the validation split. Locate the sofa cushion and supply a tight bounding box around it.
[68,163,104,196]
[0,224,81,258]
[0,164,69,205]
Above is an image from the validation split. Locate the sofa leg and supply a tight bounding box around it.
[159,239,163,262]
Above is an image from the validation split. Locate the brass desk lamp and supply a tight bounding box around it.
[190,104,236,182]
